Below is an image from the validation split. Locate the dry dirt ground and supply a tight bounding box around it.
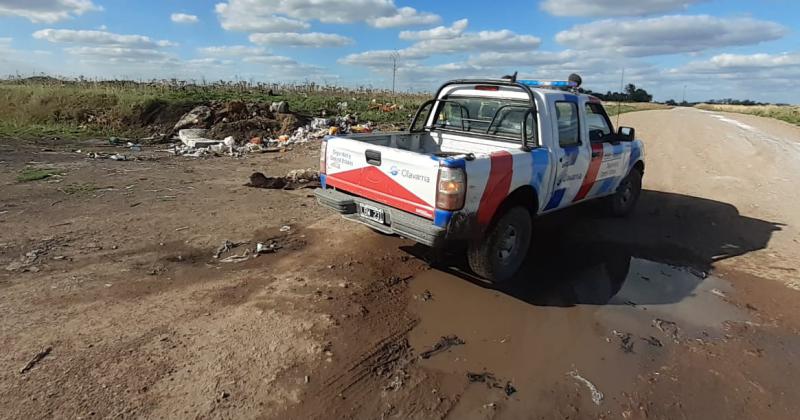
[1,107,800,419]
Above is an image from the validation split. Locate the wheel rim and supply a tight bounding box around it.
[498,225,518,262]
[619,181,632,206]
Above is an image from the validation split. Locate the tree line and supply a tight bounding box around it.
[579,83,653,103]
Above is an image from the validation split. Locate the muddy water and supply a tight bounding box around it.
[408,252,751,418]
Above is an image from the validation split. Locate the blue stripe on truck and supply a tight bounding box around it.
[433,209,453,227]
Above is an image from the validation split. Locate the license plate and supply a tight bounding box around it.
[358,203,385,224]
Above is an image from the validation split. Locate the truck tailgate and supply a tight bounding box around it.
[324,138,440,219]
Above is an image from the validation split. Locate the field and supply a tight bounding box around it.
[695,103,800,126]
[602,101,673,116]
[0,78,679,140]
[0,78,427,139]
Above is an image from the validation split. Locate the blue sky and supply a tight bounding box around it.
[1,0,798,103]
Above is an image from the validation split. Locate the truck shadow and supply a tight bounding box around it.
[403,190,784,307]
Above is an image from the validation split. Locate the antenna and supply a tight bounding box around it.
[616,67,625,128]
[390,51,399,95]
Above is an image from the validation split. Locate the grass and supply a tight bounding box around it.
[603,102,673,116]
[0,76,677,140]
[0,78,428,140]
[17,168,63,182]
[695,103,800,126]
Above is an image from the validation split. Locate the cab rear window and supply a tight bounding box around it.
[433,96,534,141]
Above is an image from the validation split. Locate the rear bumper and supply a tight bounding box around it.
[315,188,446,247]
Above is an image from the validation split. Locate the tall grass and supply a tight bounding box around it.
[695,103,800,126]
[0,76,429,139]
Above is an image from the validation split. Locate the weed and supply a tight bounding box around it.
[17,168,62,182]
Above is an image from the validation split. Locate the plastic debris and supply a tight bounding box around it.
[174,105,212,131]
[247,170,321,190]
[419,335,465,359]
[20,346,52,374]
[270,101,289,113]
[466,372,517,396]
[653,318,681,342]
[567,370,604,405]
[256,241,281,254]
[178,129,221,149]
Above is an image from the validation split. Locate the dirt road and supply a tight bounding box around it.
[1,108,799,419]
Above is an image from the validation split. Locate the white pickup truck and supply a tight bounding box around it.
[315,76,645,283]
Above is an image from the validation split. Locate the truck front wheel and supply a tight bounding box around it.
[608,169,642,217]
[467,206,532,284]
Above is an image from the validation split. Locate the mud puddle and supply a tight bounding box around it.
[407,251,751,418]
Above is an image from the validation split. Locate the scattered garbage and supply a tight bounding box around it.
[653,318,681,342]
[246,170,321,190]
[213,240,242,259]
[174,105,213,131]
[270,101,289,113]
[641,336,663,347]
[419,335,465,359]
[567,370,604,405]
[466,372,517,396]
[280,225,292,232]
[256,240,282,254]
[20,346,52,374]
[219,249,251,263]
[612,330,635,353]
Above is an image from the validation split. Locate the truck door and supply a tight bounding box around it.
[583,101,628,198]
[541,96,592,211]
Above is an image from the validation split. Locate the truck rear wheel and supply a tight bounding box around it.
[467,206,532,284]
[608,169,642,217]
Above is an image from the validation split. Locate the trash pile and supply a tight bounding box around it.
[246,168,320,190]
[167,100,376,158]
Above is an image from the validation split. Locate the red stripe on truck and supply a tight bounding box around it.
[477,151,513,225]
[326,166,434,219]
[573,143,604,202]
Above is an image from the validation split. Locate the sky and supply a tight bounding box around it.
[0,0,798,103]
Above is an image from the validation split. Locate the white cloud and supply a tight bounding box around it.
[368,7,440,28]
[556,15,788,57]
[33,29,177,48]
[399,19,468,41]
[674,52,800,76]
[64,46,175,63]
[540,0,705,17]
[249,32,353,47]
[0,0,101,23]
[213,3,310,33]
[198,45,269,57]
[215,0,440,31]
[468,50,579,67]
[342,25,540,68]
[171,13,199,24]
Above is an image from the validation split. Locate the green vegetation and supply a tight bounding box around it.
[695,103,800,126]
[0,77,428,140]
[604,102,672,116]
[0,76,674,140]
[17,167,62,182]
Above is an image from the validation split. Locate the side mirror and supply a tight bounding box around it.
[589,129,605,142]
[618,126,635,141]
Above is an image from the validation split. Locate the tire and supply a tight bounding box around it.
[467,206,532,284]
[608,169,642,217]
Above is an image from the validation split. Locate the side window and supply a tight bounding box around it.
[555,101,580,147]
[585,103,613,140]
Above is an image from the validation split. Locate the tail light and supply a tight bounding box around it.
[436,167,466,211]
[319,140,327,174]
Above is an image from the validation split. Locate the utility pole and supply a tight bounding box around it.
[390,51,399,94]
[682,84,687,103]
